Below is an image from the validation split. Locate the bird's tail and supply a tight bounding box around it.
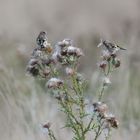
[97,39,104,48]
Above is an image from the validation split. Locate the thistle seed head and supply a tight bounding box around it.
[104,114,119,129]
[47,78,64,89]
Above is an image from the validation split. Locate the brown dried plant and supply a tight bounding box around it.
[26,32,126,140]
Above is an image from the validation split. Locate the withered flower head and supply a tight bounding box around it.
[52,43,83,65]
[67,46,77,55]
[28,58,39,66]
[42,58,52,66]
[58,39,72,47]
[43,67,50,77]
[43,122,51,129]
[112,58,121,68]
[47,78,64,89]
[67,46,84,57]
[63,39,72,46]
[51,44,63,63]
[26,65,39,76]
[65,67,75,76]
[98,60,107,70]
[75,48,84,57]
[93,102,108,117]
[51,51,59,63]
[41,122,51,134]
[101,50,111,61]
[105,114,119,129]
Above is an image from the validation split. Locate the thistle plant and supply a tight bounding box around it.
[26,32,126,140]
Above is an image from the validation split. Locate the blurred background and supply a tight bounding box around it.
[0,0,140,140]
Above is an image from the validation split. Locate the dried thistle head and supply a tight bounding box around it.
[98,60,107,70]
[43,67,51,77]
[101,50,111,61]
[112,58,121,68]
[43,122,51,129]
[58,39,72,47]
[65,67,75,76]
[104,114,119,129]
[26,65,39,76]
[93,102,108,117]
[28,58,39,66]
[52,39,83,65]
[40,122,51,134]
[67,46,84,57]
[46,78,64,89]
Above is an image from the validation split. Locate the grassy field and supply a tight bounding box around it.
[0,0,140,140]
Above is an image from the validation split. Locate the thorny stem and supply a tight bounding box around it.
[98,60,111,101]
[54,61,86,140]
[106,61,111,76]
[71,74,86,140]
[48,128,57,140]
[98,84,105,101]
[59,97,81,140]
[94,118,104,140]
[84,116,95,133]
[97,61,112,139]
[58,61,86,140]
[94,126,101,140]
[58,80,85,140]
[105,128,112,140]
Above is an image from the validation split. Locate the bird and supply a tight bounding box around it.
[98,39,126,53]
[36,31,48,48]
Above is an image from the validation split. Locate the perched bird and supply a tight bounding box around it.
[36,31,52,53]
[36,31,48,48]
[98,39,126,54]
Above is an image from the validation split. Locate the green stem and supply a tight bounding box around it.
[94,118,103,140]
[98,60,111,101]
[59,98,81,140]
[48,128,57,140]
[105,128,111,140]
[98,84,105,101]
[84,117,94,133]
